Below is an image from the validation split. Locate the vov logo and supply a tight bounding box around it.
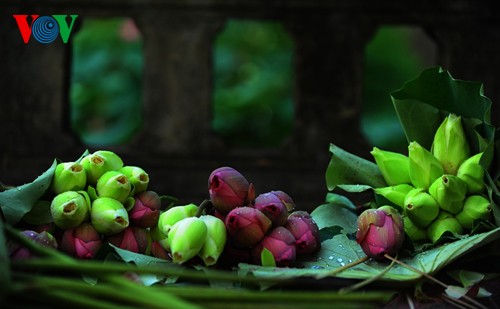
[13,15,78,44]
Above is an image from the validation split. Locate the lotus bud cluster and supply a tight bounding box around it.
[371,114,492,245]
[154,204,226,266]
[207,166,320,267]
[17,150,163,260]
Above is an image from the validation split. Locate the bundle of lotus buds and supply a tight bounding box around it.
[10,150,162,260]
[371,113,492,244]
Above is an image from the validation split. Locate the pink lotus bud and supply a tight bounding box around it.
[285,211,320,255]
[151,241,170,260]
[356,206,404,260]
[208,167,255,214]
[252,227,296,267]
[269,190,295,212]
[129,191,161,228]
[253,192,290,226]
[9,230,58,260]
[225,207,271,248]
[107,226,149,254]
[60,223,103,259]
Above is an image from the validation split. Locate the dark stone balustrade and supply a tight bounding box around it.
[1,0,499,210]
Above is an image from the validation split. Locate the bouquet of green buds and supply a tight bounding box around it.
[372,113,492,244]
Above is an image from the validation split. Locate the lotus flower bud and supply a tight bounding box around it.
[150,241,170,260]
[81,150,124,185]
[371,147,411,186]
[150,226,169,251]
[432,114,470,175]
[408,141,444,189]
[129,191,161,228]
[457,152,485,194]
[157,204,198,236]
[9,230,58,260]
[252,226,297,267]
[208,167,255,214]
[90,197,129,235]
[427,212,463,243]
[168,217,208,264]
[428,174,467,214]
[253,192,290,226]
[198,215,227,266]
[118,166,150,194]
[284,211,320,255]
[51,162,87,194]
[374,184,414,208]
[403,188,439,228]
[269,190,295,212]
[96,171,132,204]
[225,207,272,248]
[356,206,404,260]
[60,223,102,259]
[51,191,90,230]
[456,195,492,229]
[403,216,427,243]
[108,226,149,254]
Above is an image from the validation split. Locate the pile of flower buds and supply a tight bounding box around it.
[203,167,321,267]
[30,150,161,259]
[150,203,227,266]
[372,114,492,244]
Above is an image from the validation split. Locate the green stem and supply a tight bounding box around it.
[105,275,202,309]
[37,289,139,309]
[12,258,288,284]
[153,286,393,303]
[13,273,200,309]
[195,199,212,217]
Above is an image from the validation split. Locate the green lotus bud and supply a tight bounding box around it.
[428,174,467,214]
[457,152,485,194]
[51,191,90,230]
[51,162,87,194]
[91,197,129,236]
[408,141,444,189]
[371,147,411,186]
[431,114,470,175]
[374,184,414,208]
[403,188,439,228]
[168,217,208,264]
[81,150,124,185]
[158,204,198,236]
[96,171,131,204]
[427,212,463,243]
[403,216,427,243]
[198,215,227,266]
[118,166,150,194]
[456,195,492,229]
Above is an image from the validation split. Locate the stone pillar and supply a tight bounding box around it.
[133,12,225,155]
[286,14,375,163]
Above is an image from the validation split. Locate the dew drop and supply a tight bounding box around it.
[311,265,324,269]
[336,258,343,263]
[340,262,346,266]
[328,256,334,260]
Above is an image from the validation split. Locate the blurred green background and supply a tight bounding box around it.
[70,18,435,152]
